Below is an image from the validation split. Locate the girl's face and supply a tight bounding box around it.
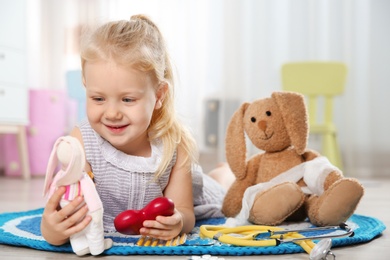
[83,61,164,156]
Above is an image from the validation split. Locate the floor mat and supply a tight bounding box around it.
[0,208,386,256]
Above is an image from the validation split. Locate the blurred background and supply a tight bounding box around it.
[0,0,389,179]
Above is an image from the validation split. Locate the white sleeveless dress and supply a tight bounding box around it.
[78,120,225,232]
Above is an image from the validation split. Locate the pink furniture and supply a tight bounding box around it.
[1,89,70,177]
[0,125,30,179]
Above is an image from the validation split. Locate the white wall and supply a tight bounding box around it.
[364,0,390,176]
[20,0,390,177]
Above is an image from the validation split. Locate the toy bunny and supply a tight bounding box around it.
[43,136,112,256]
[222,91,364,227]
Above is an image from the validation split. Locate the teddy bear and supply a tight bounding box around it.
[221,91,364,227]
[43,136,112,256]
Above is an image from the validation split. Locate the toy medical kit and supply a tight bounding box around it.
[199,223,354,259]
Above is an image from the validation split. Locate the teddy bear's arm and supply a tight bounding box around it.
[222,177,256,217]
[221,154,261,217]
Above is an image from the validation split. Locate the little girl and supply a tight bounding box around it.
[40,15,232,246]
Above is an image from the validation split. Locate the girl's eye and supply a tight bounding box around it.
[92,97,104,102]
[123,98,134,103]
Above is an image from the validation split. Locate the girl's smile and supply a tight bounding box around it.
[104,124,129,134]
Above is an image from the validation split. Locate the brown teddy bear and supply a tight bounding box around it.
[221,91,364,227]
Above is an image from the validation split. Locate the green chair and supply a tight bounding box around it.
[281,61,347,170]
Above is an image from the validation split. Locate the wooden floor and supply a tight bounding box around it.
[0,176,388,260]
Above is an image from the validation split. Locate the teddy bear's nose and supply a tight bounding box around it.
[258,120,267,131]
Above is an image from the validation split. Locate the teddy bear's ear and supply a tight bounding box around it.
[225,102,249,180]
[272,91,308,155]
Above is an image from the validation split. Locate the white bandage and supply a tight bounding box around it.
[225,157,339,226]
[225,162,305,226]
[303,156,339,196]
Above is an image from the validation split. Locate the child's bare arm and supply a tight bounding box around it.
[140,145,195,240]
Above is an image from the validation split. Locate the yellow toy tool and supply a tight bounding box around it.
[200,223,354,260]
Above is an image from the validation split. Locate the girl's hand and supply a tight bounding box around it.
[139,209,183,240]
[40,186,92,245]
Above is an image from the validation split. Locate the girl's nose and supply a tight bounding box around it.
[105,104,122,120]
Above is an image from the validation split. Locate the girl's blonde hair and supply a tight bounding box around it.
[80,14,197,177]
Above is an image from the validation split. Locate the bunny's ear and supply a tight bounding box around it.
[272,91,308,155]
[225,102,249,180]
[43,136,64,196]
[56,136,85,187]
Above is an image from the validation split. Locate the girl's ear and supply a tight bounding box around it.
[155,83,168,109]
